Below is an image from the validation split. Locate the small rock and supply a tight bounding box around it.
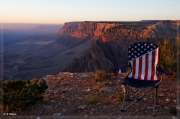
[53,113,61,116]
[45,89,50,93]
[143,98,147,101]
[103,106,107,109]
[37,117,40,119]
[70,73,74,78]
[49,90,54,94]
[100,87,113,93]
[85,88,91,92]
[158,94,165,97]
[78,105,86,109]
[164,106,169,110]
[80,74,87,78]
[78,97,83,100]
[46,106,52,109]
[63,109,68,112]
[53,90,59,94]
[141,107,145,110]
[50,100,56,102]
[147,107,154,109]
[155,105,161,108]
[165,98,170,103]
[74,73,78,75]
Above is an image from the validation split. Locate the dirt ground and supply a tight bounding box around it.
[15,72,177,117]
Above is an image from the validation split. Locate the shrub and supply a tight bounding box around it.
[85,93,98,104]
[3,78,48,112]
[94,81,105,90]
[169,106,177,116]
[157,39,177,74]
[114,92,123,101]
[102,97,111,104]
[60,94,66,99]
[94,70,110,81]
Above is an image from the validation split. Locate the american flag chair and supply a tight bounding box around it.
[115,42,173,116]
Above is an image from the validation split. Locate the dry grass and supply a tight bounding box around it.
[85,93,98,104]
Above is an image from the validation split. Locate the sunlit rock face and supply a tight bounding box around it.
[59,20,178,42]
[60,20,179,72]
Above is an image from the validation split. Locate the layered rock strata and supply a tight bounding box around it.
[60,20,179,72]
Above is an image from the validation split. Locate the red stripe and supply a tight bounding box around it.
[157,48,160,80]
[144,54,149,80]
[151,50,156,80]
[138,57,142,80]
[158,48,160,62]
[132,60,136,79]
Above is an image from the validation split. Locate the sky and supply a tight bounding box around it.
[0,0,179,24]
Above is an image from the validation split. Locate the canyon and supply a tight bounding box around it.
[61,20,179,72]
[2,20,180,79]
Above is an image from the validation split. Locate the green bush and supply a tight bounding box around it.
[157,39,177,74]
[169,106,177,116]
[0,80,3,110]
[3,78,48,112]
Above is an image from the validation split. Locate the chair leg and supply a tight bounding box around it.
[121,84,126,111]
[155,87,158,104]
[121,85,139,111]
[153,87,158,116]
[121,86,159,116]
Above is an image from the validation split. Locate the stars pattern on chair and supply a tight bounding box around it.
[128,42,158,60]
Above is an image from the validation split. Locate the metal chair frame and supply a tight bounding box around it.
[114,44,173,116]
[119,70,166,116]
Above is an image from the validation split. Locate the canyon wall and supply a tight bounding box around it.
[59,20,178,42]
[60,20,179,72]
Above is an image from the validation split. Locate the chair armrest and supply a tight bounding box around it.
[114,64,131,73]
[156,66,173,75]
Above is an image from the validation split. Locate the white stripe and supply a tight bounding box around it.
[128,48,159,81]
[153,48,159,80]
[147,51,152,80]
[141,55,146,80]
[128,61,133,78]
[134,58,139,79]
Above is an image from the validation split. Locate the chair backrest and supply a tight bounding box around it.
[127,42,160,81]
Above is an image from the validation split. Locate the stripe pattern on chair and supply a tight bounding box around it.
[128,42,160,81]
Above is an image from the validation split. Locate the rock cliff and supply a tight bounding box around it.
[59,20,178,42]
[60,20,179,72]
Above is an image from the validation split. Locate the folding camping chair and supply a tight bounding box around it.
[115,42,173,116]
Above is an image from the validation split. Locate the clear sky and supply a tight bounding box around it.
[0,0,179,24]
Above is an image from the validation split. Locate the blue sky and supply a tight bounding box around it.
[0,0,179,24]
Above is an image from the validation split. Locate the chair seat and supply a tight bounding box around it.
[123,77,160,88]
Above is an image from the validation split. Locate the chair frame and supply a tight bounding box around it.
[115,55,173,116]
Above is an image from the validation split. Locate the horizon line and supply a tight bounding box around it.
[1,19,180,24]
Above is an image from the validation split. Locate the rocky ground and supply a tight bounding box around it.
[16,72,177,117]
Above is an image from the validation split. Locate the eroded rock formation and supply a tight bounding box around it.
[59,20,178,42]
[60,20,179,72]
